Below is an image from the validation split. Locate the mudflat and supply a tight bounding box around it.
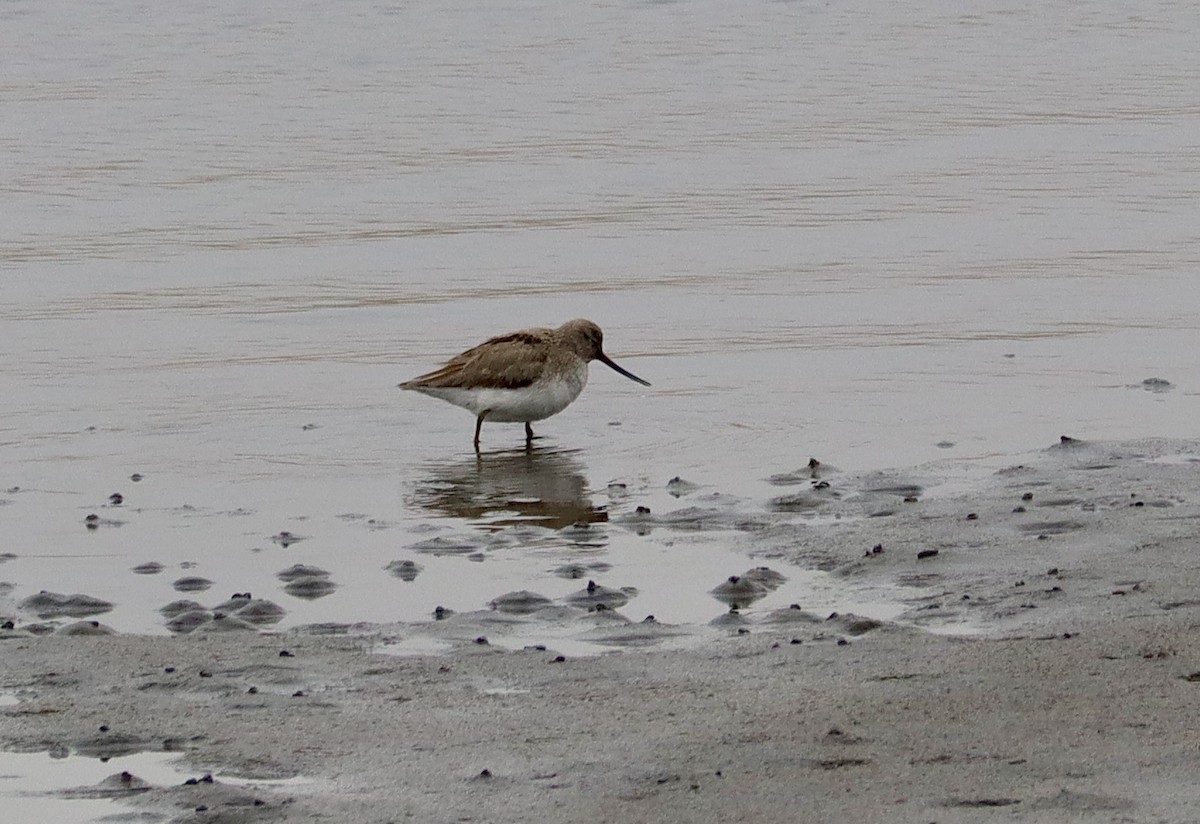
[4,437,1200,823]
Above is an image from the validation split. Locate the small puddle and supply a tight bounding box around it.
[1147,454,1200,466]
[375,635,455,656]
[0,749,305,824]
[0,750,181,824]
[374,552,914,659]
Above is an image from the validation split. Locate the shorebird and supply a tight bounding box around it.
[400,319,650,449]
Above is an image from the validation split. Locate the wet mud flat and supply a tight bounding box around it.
[4,437,1200,823]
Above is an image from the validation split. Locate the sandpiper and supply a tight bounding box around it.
[400,319,650,449]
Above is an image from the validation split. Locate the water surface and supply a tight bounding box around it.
[2,0,1198,637]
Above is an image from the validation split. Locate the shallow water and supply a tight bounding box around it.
[0,748,303,824]
[2,0,1198,640]
[0,750,178,824]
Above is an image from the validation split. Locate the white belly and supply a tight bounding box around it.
[415,364,589,422]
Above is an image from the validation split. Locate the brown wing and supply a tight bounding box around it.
[400,331,550,390]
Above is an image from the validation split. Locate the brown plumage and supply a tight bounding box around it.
[400,319,650,449]
[400,331,554,391]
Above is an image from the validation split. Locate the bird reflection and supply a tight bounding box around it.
[408,445,607,530]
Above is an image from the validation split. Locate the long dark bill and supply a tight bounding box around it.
[598,353,651,386]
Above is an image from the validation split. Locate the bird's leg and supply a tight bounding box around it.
[525,422,535,444]
[474,412,488,451]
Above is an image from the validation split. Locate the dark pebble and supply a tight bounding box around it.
[552,655,566,663]
[292,690,305,697]
[790,639,802,645]
[474,636,489,645]
[164,667,175,673]
[247,686,258,694]
[917,549,939,559]
[109,493,124,505]
[836,639,850,646]
[99,724,109,732]
[199,671,212,678]
[279,650,294,658]
[130,473,143,482]
[965,513,978,521]
[1021,492,1034,501]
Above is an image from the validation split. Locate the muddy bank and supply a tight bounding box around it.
[4,608,1200,823]
[757,436,1200,636]
[4,438,1200,823]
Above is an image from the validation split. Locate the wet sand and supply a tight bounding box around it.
[5,437,1200,823]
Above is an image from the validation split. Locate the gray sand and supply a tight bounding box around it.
[4,438,1200,823]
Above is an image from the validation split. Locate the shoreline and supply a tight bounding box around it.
[5,437,1200,823]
